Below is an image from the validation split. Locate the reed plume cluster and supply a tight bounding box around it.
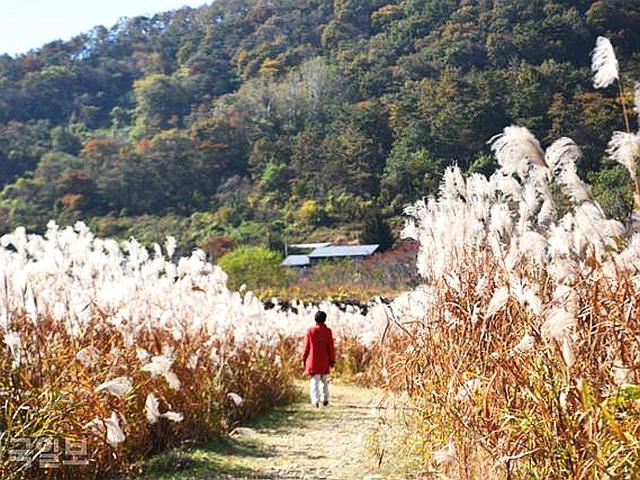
[386,36,640,479]
[0,224,391,478]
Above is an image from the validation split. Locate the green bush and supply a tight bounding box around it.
[218,246,286,292]
[588,165,635,221]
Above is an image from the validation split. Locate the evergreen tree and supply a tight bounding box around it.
[359,209,394,252]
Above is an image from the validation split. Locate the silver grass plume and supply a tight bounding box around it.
[439,166,466,201]
[545,137,581,172]
[485,287,509,318]
[517,181,541,234]
[591,36,619,89]
[488,126,546,178]
[529,165,557,225]
[520,230,548,267]
[635,83,640,119]
[573,202,625,258]
[537,199,556,226]
[607,131,640,211]
[433,441,457,466]
[513,334,535,354]
[489,203,512,239]
[545,137,591,204]
[606,132,639,180]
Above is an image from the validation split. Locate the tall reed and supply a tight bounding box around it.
[0,225,388,478]
[384,36,640,479]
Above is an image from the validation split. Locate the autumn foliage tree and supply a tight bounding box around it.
[0,0,638,250]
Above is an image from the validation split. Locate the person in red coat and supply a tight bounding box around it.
[302,310,336,407]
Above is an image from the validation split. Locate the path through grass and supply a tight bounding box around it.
[139,380,416,479]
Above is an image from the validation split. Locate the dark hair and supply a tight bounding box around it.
[314,311,327,324]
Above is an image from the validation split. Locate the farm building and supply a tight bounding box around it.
[281,243,379,268]
[281,255,311,267]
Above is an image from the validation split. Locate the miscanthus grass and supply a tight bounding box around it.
[0,223,394,478]
[383,36,640,479]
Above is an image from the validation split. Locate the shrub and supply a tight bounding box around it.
[297,200,323,225]
[200,235,236,262]
[218,246,286,292]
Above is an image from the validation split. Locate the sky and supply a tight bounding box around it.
[1,0,209,56]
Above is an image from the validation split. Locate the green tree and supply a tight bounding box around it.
[50,126,82,155]
[0,120,52,187]
[359,209,394,252]
[381,139,443,214]
[217,246,286,292]
[131,74,190,138]
[588,166,635,222]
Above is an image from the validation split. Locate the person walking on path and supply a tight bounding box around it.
[302,311,336,407]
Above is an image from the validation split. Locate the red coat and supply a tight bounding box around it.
[302,323,336,375]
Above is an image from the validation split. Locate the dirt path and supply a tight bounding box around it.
[140,380,408,479]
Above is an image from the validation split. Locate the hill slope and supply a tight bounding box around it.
[0,0,638,249]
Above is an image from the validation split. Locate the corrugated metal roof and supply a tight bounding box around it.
[289,242,332,249]
[282,255,311,267]
[308,244,379,258]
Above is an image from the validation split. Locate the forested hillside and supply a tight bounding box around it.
[0,0,638,250]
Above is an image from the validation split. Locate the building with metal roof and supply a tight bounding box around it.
[309,245,378,260]
[281,255,311,267]
[282,243,380,267]
[308,244,379,259]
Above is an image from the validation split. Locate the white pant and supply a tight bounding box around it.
[310,374,329,405]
